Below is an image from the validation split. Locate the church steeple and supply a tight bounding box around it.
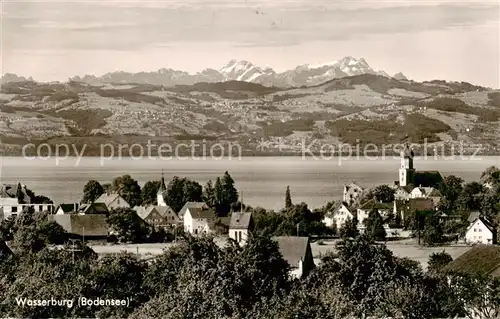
[157,170,167,206]
[159,169,166,193]
[399,142,415,186]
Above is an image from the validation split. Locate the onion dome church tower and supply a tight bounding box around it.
[399,142,415,187]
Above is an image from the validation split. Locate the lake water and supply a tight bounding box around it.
[1,156,498,211]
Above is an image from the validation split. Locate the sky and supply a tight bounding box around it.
[1,0,499,87]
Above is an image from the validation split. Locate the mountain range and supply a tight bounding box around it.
[2,56,407,88]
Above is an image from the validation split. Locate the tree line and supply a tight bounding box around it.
[0,218,498,318]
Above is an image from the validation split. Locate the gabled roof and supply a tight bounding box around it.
[467,217,497,235]
[358,198,392,211]
[443,245,500,277]
[56,203,79,214]
[78,202,109,215]
[412,187,442,197]
[0,183,30,203]
[178,201,208,216]
[139,205,177,220]
[49,214,108,237]
[467,211,481,223]
[229,212,253,229]
[95,193,127,206]
[326,202,353,218]
[344,182,364,191]
[414,171,444,188]
[273,236,311,268]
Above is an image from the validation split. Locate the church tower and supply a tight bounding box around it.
[157,170,167,206]
[399,143,415,187]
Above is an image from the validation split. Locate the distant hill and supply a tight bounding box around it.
[0,73,499,156]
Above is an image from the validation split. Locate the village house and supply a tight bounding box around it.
[393,186,411,200]
[138,205,179,228]
[443,245,500,318]
[464,216,497,245]
[356,198,392,226]
[274,236,315,279]
[183,204,216,235]
[229,212,254,246]
[48,214,108,240]
[342,182,364,206]
[94,193,130,210]
[0,183,55,220]
[409,187,442,205]
[323,202,355,230]
[178,201,209,221]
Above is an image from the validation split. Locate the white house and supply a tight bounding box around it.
[178,202,209,221]
[356,198,392,226]
[0,184,55,220]
[229,212,253,246]
[343,182,364,206]
[323,203,354,230]
[94,193,130,210]
[465,217,497,245]
[183,205,215,235]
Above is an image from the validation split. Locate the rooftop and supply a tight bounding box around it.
[443,245,500,277]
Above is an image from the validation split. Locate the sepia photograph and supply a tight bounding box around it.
[0,0,499,317]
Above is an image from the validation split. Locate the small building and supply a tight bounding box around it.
[323,202,354,230]
[465,217,497,245]
[274,236,315,279]
[48,214,108,240]
[356,199,392,226]
[94,193,130,210]
[409,187,442,205]
[443,245,500,277]
[393,186,411,200]
[178,202,209,221]
[55,203,80,215]
[343,182,364,206]
[229,212,254,245]
[183,204,216,235]
[138,205,179,228]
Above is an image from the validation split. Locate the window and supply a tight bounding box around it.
[39,205,43,211]
[12,206,17,213]
[117,199,120,205]
[478,228,482,232]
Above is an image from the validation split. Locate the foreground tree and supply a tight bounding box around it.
[339,217,359,239]
[202,180,216,208]
[165,176,203,213]
[364,209,386,241]
[81,180,104,204]
[214,171,239,216]
[285,186,292,208]
[372,184,395,203]
[107,208,149,243]
[427,251,453,274]
[141,180,161,206]
[111,175,142,207]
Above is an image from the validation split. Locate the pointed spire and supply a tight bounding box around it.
[159,169,166,193]
[240,190,243,213]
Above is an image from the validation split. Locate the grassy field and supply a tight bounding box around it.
[89,238,472,270]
